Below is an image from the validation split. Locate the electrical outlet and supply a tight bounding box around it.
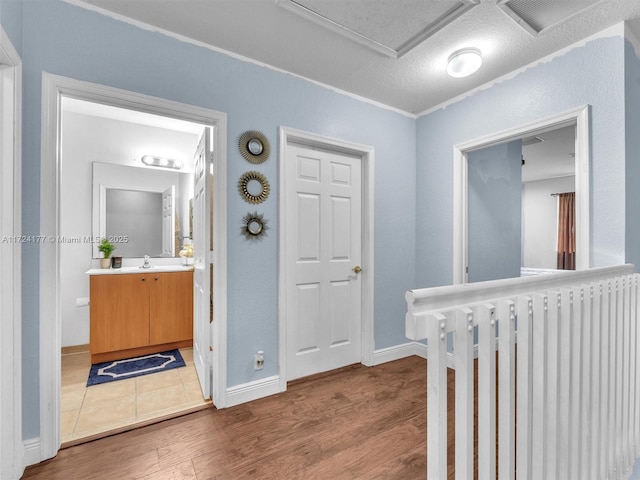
[76,297,90,307]
[254,350,264,370]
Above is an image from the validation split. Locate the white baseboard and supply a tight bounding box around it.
[23,437,41,468]
[372,341,427,365]
[226,375,282,408]
[225,342,430,408]
[413,342,428,359]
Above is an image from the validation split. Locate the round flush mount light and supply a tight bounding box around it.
[447,48,482,78]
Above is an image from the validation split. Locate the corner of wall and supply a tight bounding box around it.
[0,0,23,57]
[625,21,640,59]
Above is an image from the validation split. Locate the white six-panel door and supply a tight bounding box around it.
[193,127,212,398]
[285,143,362,381]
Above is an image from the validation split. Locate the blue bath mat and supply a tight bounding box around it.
[87,349,185,386]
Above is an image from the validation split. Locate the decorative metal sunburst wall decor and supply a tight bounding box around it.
[239,130,270,164]
[238,171,270,204]
[241,211,268,240]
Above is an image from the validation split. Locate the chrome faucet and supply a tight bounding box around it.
[141,255,151,269]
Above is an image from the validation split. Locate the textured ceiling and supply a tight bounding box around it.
[71,0,640,114]
[278,0,475,57]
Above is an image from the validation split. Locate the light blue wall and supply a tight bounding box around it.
[19,1,416,438]
[15,1,639,445]
[467,140,522,282]
[625,39,640,271]
[0,0,22,55]
[416,35,626,288]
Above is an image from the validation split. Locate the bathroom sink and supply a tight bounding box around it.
[86,265,194,275]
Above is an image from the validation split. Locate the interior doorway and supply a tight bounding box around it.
[58,96,212,444]
[452,106,590,284]
[521,125,577,272]
[39,74,227,458]
[465,124,577,282]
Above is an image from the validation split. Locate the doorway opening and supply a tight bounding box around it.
[452,106,590,284]
[59,96,211,445]
[40,74,227,457]
[521,125,577,274]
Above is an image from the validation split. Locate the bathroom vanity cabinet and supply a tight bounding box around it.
[88,269,194,363]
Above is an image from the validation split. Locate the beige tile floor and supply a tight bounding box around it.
[61,348,210,444]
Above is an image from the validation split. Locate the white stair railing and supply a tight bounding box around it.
[406,264,640,480]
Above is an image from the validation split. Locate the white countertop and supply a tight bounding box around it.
[86,265,195,275]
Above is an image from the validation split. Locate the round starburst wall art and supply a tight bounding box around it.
[241,211,268,241]
[238,170,270,204]
[238,130,270,164]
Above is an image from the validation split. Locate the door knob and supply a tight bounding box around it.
[352,266,362,274]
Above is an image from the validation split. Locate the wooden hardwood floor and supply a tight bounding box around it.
[22,356,429,480]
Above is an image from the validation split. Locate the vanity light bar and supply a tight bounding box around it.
[141,155,183,170]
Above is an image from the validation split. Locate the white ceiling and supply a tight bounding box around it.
[62,97,202,171]
[521,124,575,183]
[63,97,205,135]
[72,0,640,114]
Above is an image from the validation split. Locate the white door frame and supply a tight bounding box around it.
[39,73,228,462]
[453,105,590,284]
[278,126,375,391]
[0,26,23,480]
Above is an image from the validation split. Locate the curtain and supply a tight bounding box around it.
[557,192,575,270]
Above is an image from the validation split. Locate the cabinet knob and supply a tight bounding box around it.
[154,277,158,281]
[141,277,146,281]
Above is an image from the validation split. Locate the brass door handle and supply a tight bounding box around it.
[352,266,362,274]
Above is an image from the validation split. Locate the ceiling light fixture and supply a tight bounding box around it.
[447,48,482,78]
[141,155,183,170]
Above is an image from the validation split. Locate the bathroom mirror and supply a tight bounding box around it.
[105,189,163,257]
[239,130,270,164]
[241,211,268,240]
[92,162,194,258]
[238,171,270,204]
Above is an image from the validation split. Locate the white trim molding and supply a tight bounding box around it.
[372,342,428,365]
[22,439,41,469]
[225,343,428,408]
[278,127,375,393]
[0,25,23,480]
[226,376,281,408]
[453,105,590,284]
[39,73,228,464]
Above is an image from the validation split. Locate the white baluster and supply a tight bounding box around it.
[455,307,474,480]
[477,303,496,480]
[426,312,448,480]
[546,291,560,479]
[498,299,516,480]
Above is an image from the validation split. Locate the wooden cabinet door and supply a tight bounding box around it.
[90,274,150,354]
[149,271,193,345]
